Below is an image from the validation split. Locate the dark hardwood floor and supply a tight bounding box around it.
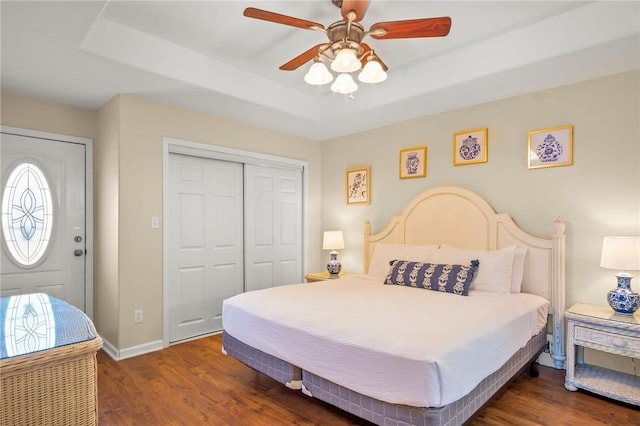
[97,333,640,425]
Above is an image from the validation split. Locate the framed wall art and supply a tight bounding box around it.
[399,146,427,179]
[527,125,573,169]
[453,128,488,166]
[345,166,370,205]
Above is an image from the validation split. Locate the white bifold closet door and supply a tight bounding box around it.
[244,164,302,292]
[167,154,302,343]
[168,154,244,342]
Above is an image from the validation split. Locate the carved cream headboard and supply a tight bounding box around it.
[363,185,566,369]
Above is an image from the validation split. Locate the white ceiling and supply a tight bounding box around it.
[2,1,639,141]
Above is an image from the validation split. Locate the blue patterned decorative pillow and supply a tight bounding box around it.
[384,259,480,296]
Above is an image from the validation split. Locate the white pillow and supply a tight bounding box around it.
[368,243,439,277]
[438,244,517,293]
[511,247,528,293]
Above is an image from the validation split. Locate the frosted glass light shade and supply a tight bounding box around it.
[323,230,344,250]
[601,236,640,271]
[358,59,387,83]
[331,48,361,73]
[330,73,358,94]
[304,62,333,85]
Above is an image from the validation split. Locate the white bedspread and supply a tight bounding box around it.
[222,275,549,407]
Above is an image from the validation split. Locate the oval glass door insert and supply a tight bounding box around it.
[1,162,53,266]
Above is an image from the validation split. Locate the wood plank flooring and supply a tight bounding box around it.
[97,333,640,425]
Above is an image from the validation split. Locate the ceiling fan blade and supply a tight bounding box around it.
[370,17,452,39]
[279,44,330,71]
[244,7,325,30]
[360,43,388,71]
[341,0,370,22]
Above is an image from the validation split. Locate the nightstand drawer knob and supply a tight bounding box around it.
[612,338,627,348]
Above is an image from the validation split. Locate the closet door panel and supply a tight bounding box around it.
[245,165,302,292]
[168,154,243,342]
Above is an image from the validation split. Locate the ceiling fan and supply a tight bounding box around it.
[243,0,452,94]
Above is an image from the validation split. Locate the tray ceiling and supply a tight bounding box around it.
[2,1,638,140]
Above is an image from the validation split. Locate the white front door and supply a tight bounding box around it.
[244,164,303,292]
[167,153,244,343]
[0,131,87,311]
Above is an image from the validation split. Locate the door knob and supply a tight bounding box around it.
[74,249,84,257]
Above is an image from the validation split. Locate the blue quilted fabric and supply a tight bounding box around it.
[384,259,479,296]
[0,293,96,359]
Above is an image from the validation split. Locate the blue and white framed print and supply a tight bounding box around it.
[453,128,488,166]
[528,125,573,169]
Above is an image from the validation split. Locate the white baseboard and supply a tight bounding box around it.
[100,337,163,361]
[100,338,119,360]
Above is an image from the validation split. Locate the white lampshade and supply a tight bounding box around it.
[600,236,640,271]
[323,230,344,250]
[330,73,358,94]
[358,59,387,83]
[304,61,333,85]
[330,48,361,73]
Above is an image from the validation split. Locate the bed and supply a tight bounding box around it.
[222,185,566,425]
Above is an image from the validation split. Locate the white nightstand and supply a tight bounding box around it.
[565,303,640,406]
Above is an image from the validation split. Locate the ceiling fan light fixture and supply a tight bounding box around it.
[304,61,333,85]
[244,4,454,97]
[330,48,361,73]
[358,57,387,84]
[331,73,358,94]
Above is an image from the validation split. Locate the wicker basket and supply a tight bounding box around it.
[0,335,103,426]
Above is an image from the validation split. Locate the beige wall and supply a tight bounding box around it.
[322,70,640,303]
[321,70,640,373]
[114,95,322,350]
[1,91,97,139]
[94,96,120,346]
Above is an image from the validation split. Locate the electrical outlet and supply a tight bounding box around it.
[134,309,143,323]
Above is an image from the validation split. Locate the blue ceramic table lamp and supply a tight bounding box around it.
[600,236,640,315]
[323,230,344,279]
